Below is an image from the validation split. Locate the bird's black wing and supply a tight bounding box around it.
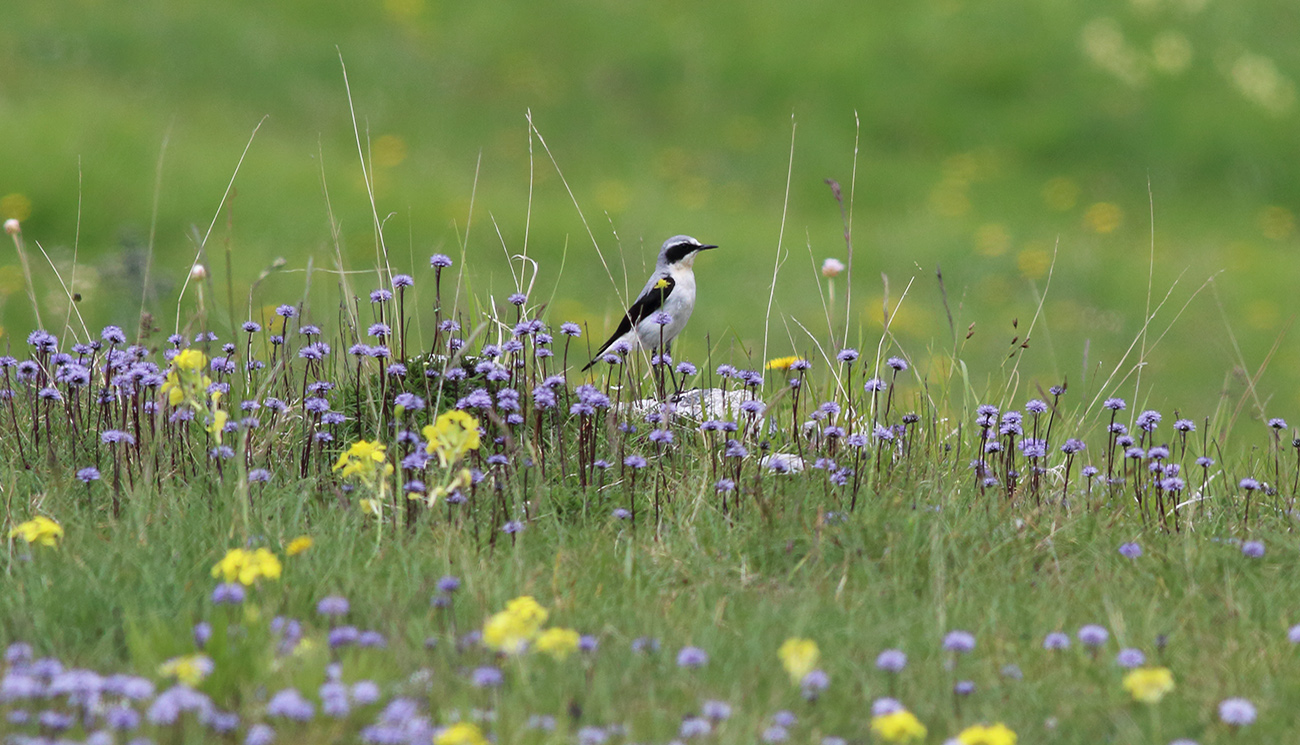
[582,275,676,370]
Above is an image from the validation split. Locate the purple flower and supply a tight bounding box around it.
[886,356,907,371]
[436,576,460,594]
[864,377,887,392]
[508,292,528,306]
[702,700,732,721]
[1239,478,1260,491]
[942,630,976,653]
[502,521,525,534]
[1103,397,1127,411]
[266,688,315,721]
[624,455,647,469]
[801,669,830,698]
[871,697,904,716]
[954,680,976,695]
[1242,541,1265,558]
[392,274,414,288]
[471,666,503,688]
[358,630,386,648]
[101,430,136,445]
[1288,625,1300,644]
[352,680,381,705]
[1136,410,1161,431]
[1218,698,1256,726]
[328,626,359,648]
[1025,399,1048,414]
[1078,624,1109,647]
[676,646,709,668]
[651,311,673,325]
[430,253,453,268]
[212,583,246,605]
[875,649,907,672]
[1119,542,1142,559]
[369,289,393,303]
[612,508,631,520]
[76,467,101,483]
[274,305,298,318]
[1116,648,1145,668]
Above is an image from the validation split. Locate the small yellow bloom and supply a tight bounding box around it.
[210,547,282,585]
[654,278,670,289]
[423,411,481,467]
[482,595,549,654]
[173,348,208,372]
[333,439,394,485]
[359,499,382,517]
[957,722,1017,745]
[871,710,928,742]
[765,356,806,371]
[285,535,313,556]
[1123,666,1175,703]
[778,637,819,684]
[435,722,487,745]
[158,654,213,686]
[535,627,581,661]
[9,516,63,548]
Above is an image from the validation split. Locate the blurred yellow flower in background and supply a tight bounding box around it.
[435,722,487,745]
[957,722,1017,745]
[158,654,214,686]
[211,547,283,585]
[424,411,481,468]
[285,535,313,556]
[1123,666,1174,703]
[778,637,819,683]
[9,516,63,548]
[536,627,581,661]
[871,709,928,742]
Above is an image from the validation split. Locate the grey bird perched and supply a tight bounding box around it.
[582,235,717,371]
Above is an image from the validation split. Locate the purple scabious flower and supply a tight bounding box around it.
[351,680,381,705]
[1119,542,1142,559]
[1268,417,1288,430]
[954,680,976,695]
[772,711,797,727]
[1218,697,1256,726]
[836,348,859,363]
[1116,648,1145,668]
[1242,541,1265,558]
[624,455,647,469]
[358,630,386,648]
[508,292,527,306]
[676,646,709,668]
[436,576,460,594]
[502,521,525,534]
[470,666,503,688]
[560,322,582,337]
[430,253,453,268]
[266,688,315,721]
[875,649,907,672]
[1103,397,1127,410]
[1287,625,1300,644]
[392,274,414,288]
[328,626,360,648]
[101,430,136,445]
[1136,410,1161,431]
[1025,399,1048,414]
[76,467,101,483]
[369,289,393,303]
[1239,478,1260,491]
[863,377,887,392]
[651,311,673,325]
[942,630,976,653]
[612,508,631,520]
[702,700,732,721]
[274,305,297,318]
[1078,624,1109,647]
[649,429,673,445]
[1173,418,1195,432]
[800,669,830,698]
[1061,438,1086,454]
[212,583,246,605]
[871,697,904,716]
[679,716,712,738]
[885,356,907,371]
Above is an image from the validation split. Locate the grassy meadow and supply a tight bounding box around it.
[4,1,1300,744]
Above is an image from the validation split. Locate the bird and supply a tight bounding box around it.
[582,235,717,371]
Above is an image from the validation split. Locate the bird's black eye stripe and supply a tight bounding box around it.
[664,241,698,265]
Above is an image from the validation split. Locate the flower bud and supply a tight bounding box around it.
[3,218,19,236]
[821,257,845,278]
[190,264,208,280]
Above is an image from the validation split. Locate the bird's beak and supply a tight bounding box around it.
[698,244,718,251]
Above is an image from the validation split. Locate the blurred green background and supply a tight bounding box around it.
[2,0,1298,413]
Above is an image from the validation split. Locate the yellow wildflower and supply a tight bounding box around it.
[359,499,382,517]
[482,595,549,654]
[210,547,282,585]
[778,637,819,684]
[871,710,928,742]
[435,722,487,745]
[1123,666,1175,703]
[158,654,214,686]
[9,516,63,548]
[535,627,581,661]
[285,535,314,556]
[765,356,806,371]
[173,348,207,372]
[423,410,481,467]
[957,722,1017,745]
[654,277,670,289]
[333,440,394,485]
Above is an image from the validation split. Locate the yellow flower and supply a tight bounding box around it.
[482,595,549,654]
[1123,666,1174,704]
[210,547,282,585]
[285,535,313,556]
[654,277,670,289]
[173,348,207,372]
[9,516,63,548]
[423,411,481,467]
[957,722,1017,745]
[359,499,382,517]
[435,722,487,745]
[778,637,819,684]
[765,356,806,371]
[535,627,581,661]
[158,654,213,686]
[333,440,394,485]
[871,710,928,742]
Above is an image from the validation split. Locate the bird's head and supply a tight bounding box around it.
[657,235,717,270]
